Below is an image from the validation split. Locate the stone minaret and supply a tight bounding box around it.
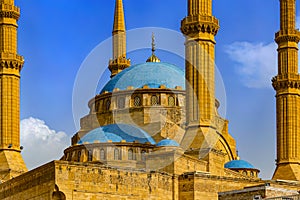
[272,0,300,181]
[108,0,130,78]
[181,0,220,152]
[0,0,27,181]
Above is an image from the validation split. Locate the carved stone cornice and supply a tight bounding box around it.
[0,4,20,20]
[181,15,219,36]
[275,30,300,43]
[272,75,300,90]
[0,53,24,71]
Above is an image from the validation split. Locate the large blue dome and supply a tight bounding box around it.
[78,124,156,145]
[224,160,256,169]
[101,62,185,93]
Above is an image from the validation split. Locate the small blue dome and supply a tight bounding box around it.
[78,124,156,145]
[224,160,256,169]
[101,62,185,93]
[156,139,180,147]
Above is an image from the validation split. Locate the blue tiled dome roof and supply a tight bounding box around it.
[156,139,180,147]
[78,124,156,145]
[224,160,256,169]
[101,62,185,93]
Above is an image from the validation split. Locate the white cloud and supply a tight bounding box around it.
[20,117,70,170]
[224,42,277,88]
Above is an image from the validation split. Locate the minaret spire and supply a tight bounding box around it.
[272,0,300,181]
[180,0,220,151]
[108,0,130,78]
[0,0,27,181]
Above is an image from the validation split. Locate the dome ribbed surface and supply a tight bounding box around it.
[224,160,256,169]
[101,62,185,93]
[78,124,155,145]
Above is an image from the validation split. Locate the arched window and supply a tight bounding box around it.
[242,171,247,176]
[118,97,125,109]
[100,149,106,160]
[77,151,81,162]
[106,100,111,111]
[88,150,93,161]
[141,150,146,161]
[114,148,121,160]
[151,95,158,106]
[168,96,175,106]
[134,96,141,107]
[128,149,133,160]
[250,171,254,176]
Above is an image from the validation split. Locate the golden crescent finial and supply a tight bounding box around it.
[146,33,161,63]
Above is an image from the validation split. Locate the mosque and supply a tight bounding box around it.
[0,0,300,199]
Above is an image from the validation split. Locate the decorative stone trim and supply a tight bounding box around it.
[0,4,20,20]
[272,76,300,90]
[181,15,219,36]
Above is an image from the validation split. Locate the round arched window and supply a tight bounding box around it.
[151,95,158,106]
[100,149,106,160]
[114,148,121,160]
[88,150,93,161]
[128,149,134,160]
[106,100,111,111]
[118,97,125,109]
[77,151,81,162]
[141,150,146,161]
[168,96,175,106]
[134,96,141,107]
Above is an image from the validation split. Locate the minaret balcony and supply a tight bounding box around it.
[181,15,219,36]
[0,3,20,20]
[275,30,300,43]
[109,57,131,66]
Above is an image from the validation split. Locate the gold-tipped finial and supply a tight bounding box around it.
[146,33,161,63]
[236,150,240,160]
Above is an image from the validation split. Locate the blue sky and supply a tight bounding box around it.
[16,0,299,179]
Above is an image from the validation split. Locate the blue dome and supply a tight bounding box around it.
[224,160,256,169]
[101,62,185,93]
[156,139,180,147]
[78,124,156,145]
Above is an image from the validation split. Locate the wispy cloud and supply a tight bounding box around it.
[20,117,69,170]
[224,42,277,88]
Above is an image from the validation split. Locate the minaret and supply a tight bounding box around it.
[180,0,220,151]
[0,0,27,181]
[108,0,130,78]
[272,0,300,181]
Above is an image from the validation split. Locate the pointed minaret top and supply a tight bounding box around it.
[113,0,126,34]
[109,0,130,78]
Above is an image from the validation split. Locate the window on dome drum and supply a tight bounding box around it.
[242,171,247,176]
[133,96,141,107]
[88,150,93,161]
[168,96,175,106]
[106,100,111,111]
[141,150,146,161]
[118,97,125,109]
[100,149,106,160]
[77,151,81,162]
[250,171,254,176]
[114,148,121,160]
[128,149,134,160]
[151,95,159,106]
